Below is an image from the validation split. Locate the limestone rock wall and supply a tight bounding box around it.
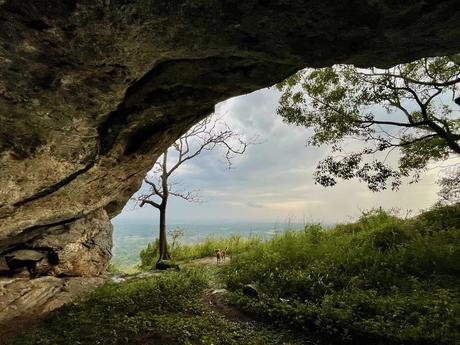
[0,0,459,277]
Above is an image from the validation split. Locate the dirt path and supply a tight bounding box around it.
[187,257,320,345]
[187,255,230,267]
[189,257,253,321]
[202,289,253,322]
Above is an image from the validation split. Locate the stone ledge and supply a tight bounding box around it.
[0,275,107,326]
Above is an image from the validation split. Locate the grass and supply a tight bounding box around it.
[12,203,460,345]
[12,267,312,345]
[13,269,207,345]
[139,234,263,269]
[221,204,460,345]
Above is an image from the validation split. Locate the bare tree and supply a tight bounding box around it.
[136,115,249,264]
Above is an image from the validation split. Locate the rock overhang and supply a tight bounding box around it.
[0,0,459,265]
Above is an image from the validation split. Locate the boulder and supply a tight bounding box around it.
[0,276,106,326]
[0,209,112,277]
[31,209,113,277]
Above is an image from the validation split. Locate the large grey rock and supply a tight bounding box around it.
[31,208,113,276]
[0,276,106,325]
[0,1,459,273]
[0,209,112,277]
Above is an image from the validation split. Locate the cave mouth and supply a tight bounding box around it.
[109,54,460,268]
[1,0,460,279]
[2,3,460,340]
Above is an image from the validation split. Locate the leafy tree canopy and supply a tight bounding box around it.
[438,164,460,204]
[277,56,460,191]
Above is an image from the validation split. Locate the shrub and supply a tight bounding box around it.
[14,269,208,345]
[139,235,264,269]
[13,267,309,345]
[224,206,460,344]
[415,202,460,234]
[370,222,410,252]
[138,239,161,269]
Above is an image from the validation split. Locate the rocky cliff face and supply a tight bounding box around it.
[0,208,111,277]
[0,0,459,277]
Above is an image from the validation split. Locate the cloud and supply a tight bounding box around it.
[245,201,264,208]
[116,86,442,225]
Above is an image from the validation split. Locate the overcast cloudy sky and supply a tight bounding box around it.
[114,86,452,225]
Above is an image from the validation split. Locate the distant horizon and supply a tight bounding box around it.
[112,201,437,228]
[111,217,315,266]
[112,216,327,226]
[111,217,332,234]
[114,87,451,226]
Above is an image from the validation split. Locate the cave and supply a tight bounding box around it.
[1,0,459,324]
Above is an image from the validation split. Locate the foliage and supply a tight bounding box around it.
[138,239,161,270]
[14,205,460,345]
[139,235,263,268]
[13,269,207,345]
[169,227,185,253]
[223,205,460,344]
[107,262,124,274]
[437,163,460,204]
[277,56,460,191]
[413,202,460,234]
[13,268,309,345]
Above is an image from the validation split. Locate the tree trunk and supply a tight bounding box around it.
[158,204,171,261]
[158,150,171,262]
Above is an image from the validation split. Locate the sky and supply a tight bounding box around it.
[113,86,454,225]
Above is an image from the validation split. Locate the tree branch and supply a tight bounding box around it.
[357,119,427,128]
[144,178,163,197]
[139,198,162,209]
[168,190,200,202]
[357,71,460,87]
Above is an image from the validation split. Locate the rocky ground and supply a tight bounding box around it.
[0,257,317,345]
[0,275,106,343]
